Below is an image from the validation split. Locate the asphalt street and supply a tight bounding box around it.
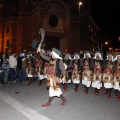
[0,80,120,120]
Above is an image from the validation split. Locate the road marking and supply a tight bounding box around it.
[0,91,51,120]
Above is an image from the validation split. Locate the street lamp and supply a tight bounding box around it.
[105,41,108,45]
[78,1,82,51]
[104,41,109,55]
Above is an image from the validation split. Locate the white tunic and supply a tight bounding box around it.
[92,80,102,89]
[65,79,71,83]
[27,68,33,77]
[84,76,91,87]
[92,73,102,89]
[113,76,120,90]
[73,78,80,84]
[44,74,47,79]
[113,81,119,90]
[49,78,62,97]
[27,74,33,77]
[119,87,120,91]
[82,79,86,85]
[38,72,44,80]
[103,74,113,89]
[104,83,113,88]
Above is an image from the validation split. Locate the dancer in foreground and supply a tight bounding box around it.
[37,47,66,107]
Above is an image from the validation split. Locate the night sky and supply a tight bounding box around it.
[89,0,120,49]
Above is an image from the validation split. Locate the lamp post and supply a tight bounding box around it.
[104,41,109,55]
[105,41,108,45]
[78,1,82,51]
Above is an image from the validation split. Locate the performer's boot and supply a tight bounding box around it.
[38,80,42,86]
[64,84,67,91]
[64,86,67,91]
[107,95,111,99]
[30,78,33,84]
[42,97,53,107]
[104,89,108,95]
[107,89,111,99]
[83,85,86,88]
[115,90,118,98]
[93,88,97,94]
[74,87,76,91]
[74,87,78,92]
[74,84,79,92]
[95,89,99,96]
[26,78,31,86]
[60,94,66,106]
[85,87,88,94]
[83,86,87,92]
[117,96,120,101]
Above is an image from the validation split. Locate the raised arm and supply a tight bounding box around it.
[40,52,51,62]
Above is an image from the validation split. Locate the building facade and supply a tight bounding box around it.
[0,0,100,54]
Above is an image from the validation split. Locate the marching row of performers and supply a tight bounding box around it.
[26,50,120,101]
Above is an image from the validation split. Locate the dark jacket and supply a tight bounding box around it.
[17,57,22,69]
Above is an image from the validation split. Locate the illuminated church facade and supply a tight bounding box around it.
[0,0,100,54]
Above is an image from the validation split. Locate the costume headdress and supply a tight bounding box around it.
[106,52,114,61]
[52,48,62,59]
[83,51,91,59]
[73,52,80,60]
[93,50,103,60]
[113,52,120,61]
[64,53,72,60]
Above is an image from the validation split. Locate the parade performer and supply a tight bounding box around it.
[63,53,73,91]
[81,51,92,94]
[82,65,92,94]
[37,28,66,107]
[113,52,120,100]
[103,68,114,98]
[37,47,66,107]
[35,55,41,74]
[26,51,34,85]
[92,68,102,96]
[102,52,114,99]
[43,50,52,80]
[72,52,81,92]
[31,28,46,83]
[35,55,44,86]
[91,51,104,95]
